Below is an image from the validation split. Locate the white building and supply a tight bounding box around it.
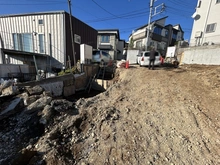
[190,0,220,46]
[0,11,97,72]
[128,17,184,55]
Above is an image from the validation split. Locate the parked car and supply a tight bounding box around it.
[136,54,142,64]
[139,51,161,67]
[92,50,112,63]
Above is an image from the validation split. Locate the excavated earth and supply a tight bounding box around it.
[0,64,220,165]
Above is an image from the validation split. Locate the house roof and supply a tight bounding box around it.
[173,24,184,32]
[0,10,67,18]
[97,29,120,39]
[164,24,184,33]
[135,16,168,31]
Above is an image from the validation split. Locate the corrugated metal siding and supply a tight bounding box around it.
[64,12,97,66]
[0,12,65,68]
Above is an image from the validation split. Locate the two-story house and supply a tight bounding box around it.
[128,16,184,55]
[0,11,97,73]
[97,29,125,60]
[190,0,220,46]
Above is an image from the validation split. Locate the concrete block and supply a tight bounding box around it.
[40,81,63,97]
[0,97,24,120]
[63,78,74,86]
[75,73,87,91]
[1,86,19,96]
[63,85,75,97]
[83,64,99,77]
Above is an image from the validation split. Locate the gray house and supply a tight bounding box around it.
[97,29,125,60]
[0,11,97,78]
[128,17,184,55]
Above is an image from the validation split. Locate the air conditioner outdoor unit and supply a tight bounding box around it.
[195,31,202,38]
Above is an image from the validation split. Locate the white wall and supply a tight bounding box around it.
[126,50,140,64]
[0,12,65,67]
[190,0,220,46]
[180,45,220,65]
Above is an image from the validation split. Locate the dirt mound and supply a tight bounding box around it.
[0,64,219,164]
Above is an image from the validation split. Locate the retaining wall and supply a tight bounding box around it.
[179,45,220,65]
[15,64,100,97]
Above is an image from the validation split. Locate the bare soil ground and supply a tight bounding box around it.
[68,64,220,165]
[1,64,220,165]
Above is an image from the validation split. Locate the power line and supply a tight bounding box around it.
[168,0,195,8]
[91,0,124,19]
[86,10,149,23]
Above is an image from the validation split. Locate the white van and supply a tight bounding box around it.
[139,51,161,67]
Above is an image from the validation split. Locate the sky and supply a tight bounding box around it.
[0,0,197,42]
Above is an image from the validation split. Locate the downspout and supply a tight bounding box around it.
[63,12,66,68]
[201,0,213,44]
[33,55,40,80]
[0,35,4,64]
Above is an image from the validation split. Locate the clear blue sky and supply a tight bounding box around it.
[0,0,197,42]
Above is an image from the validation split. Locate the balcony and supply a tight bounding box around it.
[151,33,162,42]
[98,43,112,50]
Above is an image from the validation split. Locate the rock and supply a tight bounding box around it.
[10,149,37,165]
[24,95,41,106]
[26,85,44,96]
[39,105,53,125]
[1,86,19,96]
[51,99,75,112]
[0,97,24,120]
[42,91,52,97]
[0,80,14,92]
[25,96,52,114]
[19,92,41,106]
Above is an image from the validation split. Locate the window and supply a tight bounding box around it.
[38,19,44,25]
[144,52,150,57]
[172,33,177,40]
[206,23,216,33]
[153,27,162,35]
[101,35,110,43]
[144,52,159,57]
[74,34,81,44]
[102,51,111,58]
[12,33,22,50]
[197,0,201,8]
[165,31,169,38]
[38,34,45,53]
[12,33,33,52]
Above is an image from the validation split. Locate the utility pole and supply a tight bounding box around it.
[146,0,165,50]
[68,0,76,67]
[146,0,154,50]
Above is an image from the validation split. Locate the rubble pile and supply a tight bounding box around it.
[0,84,83,164]
[0,76,121,164]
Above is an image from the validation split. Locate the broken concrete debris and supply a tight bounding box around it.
[0,84,81,164]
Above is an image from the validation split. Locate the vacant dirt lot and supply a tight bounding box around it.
[0,64,220,165]
[70,64,220,165]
